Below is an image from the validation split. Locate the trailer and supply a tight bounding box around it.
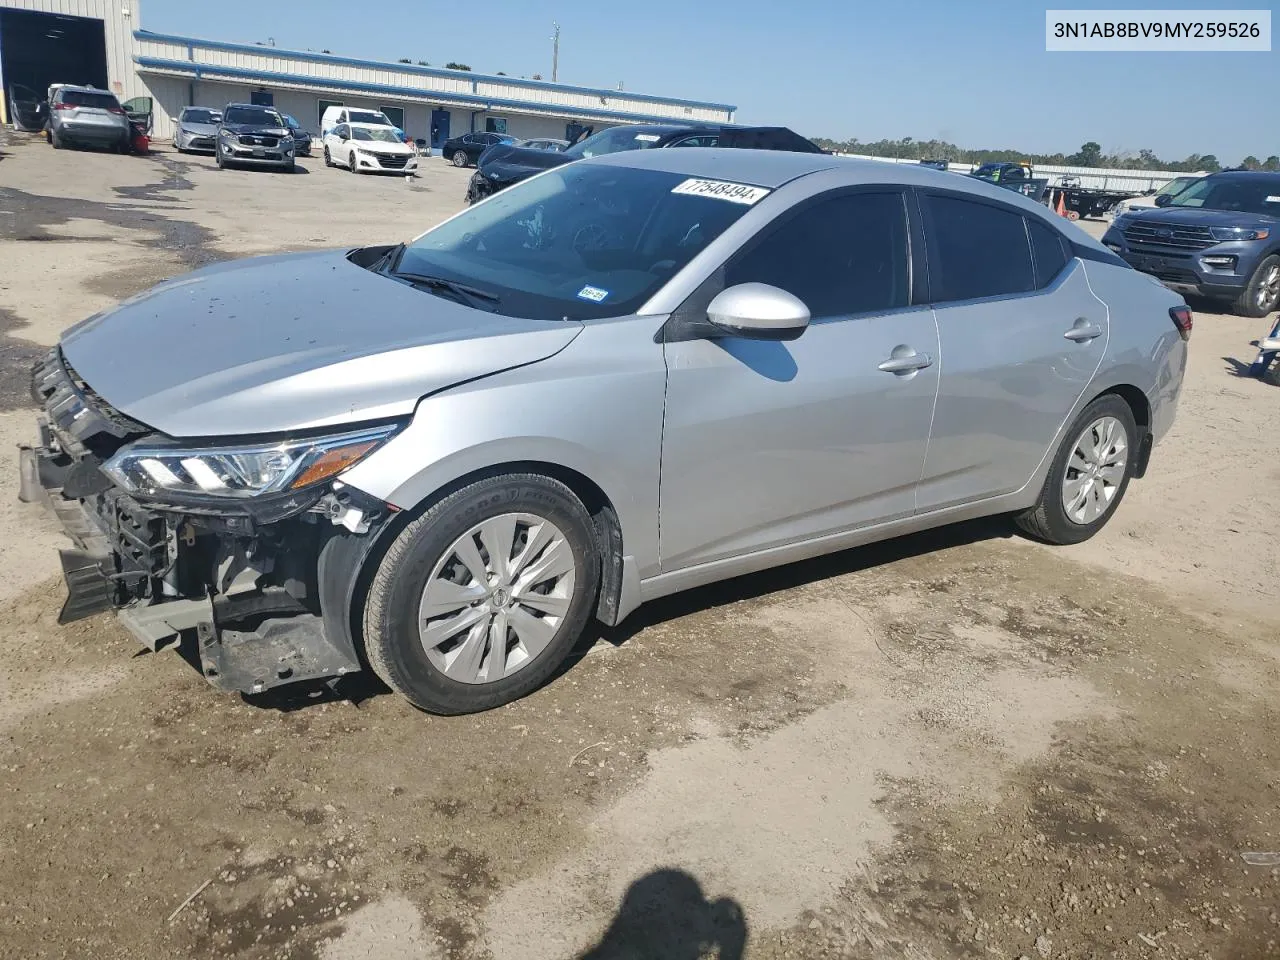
[969,162,1137,220]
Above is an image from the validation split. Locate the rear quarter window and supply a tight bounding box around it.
[1027,218,1071,288]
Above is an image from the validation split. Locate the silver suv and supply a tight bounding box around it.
[21,150,1188,714]
[47,85,131,152]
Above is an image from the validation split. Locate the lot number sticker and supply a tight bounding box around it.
[671,178,771,205]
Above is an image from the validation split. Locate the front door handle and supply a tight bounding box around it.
[877,347,934,375]
[1063,320,1103,342]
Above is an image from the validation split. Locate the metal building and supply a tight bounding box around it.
[0,0,736,149]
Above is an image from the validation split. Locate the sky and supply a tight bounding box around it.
[141,0,1271,164]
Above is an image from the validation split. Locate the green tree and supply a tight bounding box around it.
[416,60,430,66]
[1240,155,1262,170]
[1264,156,1280,171]
[1067,141,1104,167]
[1200,154,1221,172]
[445,61,472,71]
[397,57,412,64]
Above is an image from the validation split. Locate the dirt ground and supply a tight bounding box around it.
[1,131,1278,960]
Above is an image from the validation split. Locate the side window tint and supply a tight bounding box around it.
[922,194,1034,301]
[1027,218,1071,288]
[726,192,910,318]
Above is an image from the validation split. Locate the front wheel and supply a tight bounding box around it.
[323,146,332,167]
[348,152,358,174]
[452,149,469,167]
[1015,394,1138,545]
[1234,255,1280,318]
[363,474,601,714]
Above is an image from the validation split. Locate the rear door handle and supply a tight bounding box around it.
[1063,321,1103,342]
[877,349,934,374]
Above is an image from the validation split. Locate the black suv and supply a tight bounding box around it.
[215,103,297,172]
[1102,171,1280,317]
[467,123,824,203]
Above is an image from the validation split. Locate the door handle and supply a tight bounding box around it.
[877,349,934,374]
[1063,321,1103,342]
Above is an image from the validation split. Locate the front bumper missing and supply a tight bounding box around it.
[20,435,363,696]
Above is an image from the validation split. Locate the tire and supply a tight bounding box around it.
[285,159,297,174]
[215,149,224,170]
[1233,254,1280,319]
[1015,394,1138,545]
[363,474,602,715]
[452,149,469,167]
[323,146,332,167]
[50,129,62,150]
[348,152,358,174]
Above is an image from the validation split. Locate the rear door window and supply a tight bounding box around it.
[920,193,1034,302]
[726,191,911,318]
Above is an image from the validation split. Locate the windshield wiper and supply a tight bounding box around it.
[373,242,406,273]
[390,271,502,309]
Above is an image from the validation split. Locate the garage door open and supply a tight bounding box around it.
[1,8,108,129]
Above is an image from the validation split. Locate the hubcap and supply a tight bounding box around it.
[1061,416,1128,525]
[418,513,576,685]
[1258,265,1280,310]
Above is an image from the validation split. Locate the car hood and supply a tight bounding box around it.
[478,144,573,181]
[1127,206,1277,228]
[179,121,218,136]
[221,123,290,137]
[354,140,412,154]
[59,250,583,438]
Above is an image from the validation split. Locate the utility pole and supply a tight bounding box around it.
[551,22,560,82]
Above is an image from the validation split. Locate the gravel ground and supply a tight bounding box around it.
[1,131,1278,960]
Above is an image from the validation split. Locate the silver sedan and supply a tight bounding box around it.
[23,150,1188,714]
[173,106,221,153]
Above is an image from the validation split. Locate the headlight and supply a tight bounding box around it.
[1209,226,1270,242]
[103,424,398,501]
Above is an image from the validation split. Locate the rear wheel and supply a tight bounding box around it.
[363,474,601,715]
[452,149,469,167]
[1015,394,1138,545]
[1233,255,1280,318]
[50,129,62,150]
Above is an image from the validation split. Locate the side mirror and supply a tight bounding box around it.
[339,132,349,141]
[1153,193,1172,207]
[706,283,809,341]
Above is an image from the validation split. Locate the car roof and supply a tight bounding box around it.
[223,102,277,109]
[1206,170,1280,183]
[55,84,117,96]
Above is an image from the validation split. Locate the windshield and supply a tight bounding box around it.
[284,114,300,129]
[222,106,283,127]
[1165,176,1280,216]
[181,108,219,124]
[394,164,763,321]
[1157,176,1197,197]
[564,127,673,160]
[353,127,402,143]
[348,110,390,125]
[972,163,1003,178]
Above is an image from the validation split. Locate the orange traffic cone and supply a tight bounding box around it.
[1055,190,1066,217]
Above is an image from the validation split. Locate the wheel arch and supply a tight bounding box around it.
[1090,382,1153,477]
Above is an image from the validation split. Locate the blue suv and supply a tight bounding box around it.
[1102,171,1280,317]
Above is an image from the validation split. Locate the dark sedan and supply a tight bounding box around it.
[442,131,517,167]
[283,114,314,156]
[467,123,824,203]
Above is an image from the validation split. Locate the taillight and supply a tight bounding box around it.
[53,102,73,110]
[108,106,125,115]
[1170,305,1193,341]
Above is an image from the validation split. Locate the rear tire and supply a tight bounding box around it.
[1233,254,1280,318]
[50,129,62,150]
[1014,394,1138,545]
[452,149,469,167]
[363,474,601,715]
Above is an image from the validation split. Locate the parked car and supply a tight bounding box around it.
[1110,176,1201,218]
[442,131,517,167]
[320,106,394,138]
[322,122,419,174]
[518,138,569,152]
[46,85,131,152]
[282,114,313,156]
[467,123,824,203]
[1102,170,1280,316]
[20,150,1188,715]
[6,83,47,132]
[173,106,222,153]
[215,103,296,172]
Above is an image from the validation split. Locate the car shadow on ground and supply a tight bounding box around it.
[575,868,747,960]
[236,515,1015,713]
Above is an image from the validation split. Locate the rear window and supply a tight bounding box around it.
[59,91,120,110]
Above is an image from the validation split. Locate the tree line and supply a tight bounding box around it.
[809,137,1280,174]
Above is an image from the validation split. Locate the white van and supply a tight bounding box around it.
[320,106,394,138]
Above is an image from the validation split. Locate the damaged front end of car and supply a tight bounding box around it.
[18,348,399,696]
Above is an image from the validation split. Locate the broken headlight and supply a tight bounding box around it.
[103,424,398,501]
